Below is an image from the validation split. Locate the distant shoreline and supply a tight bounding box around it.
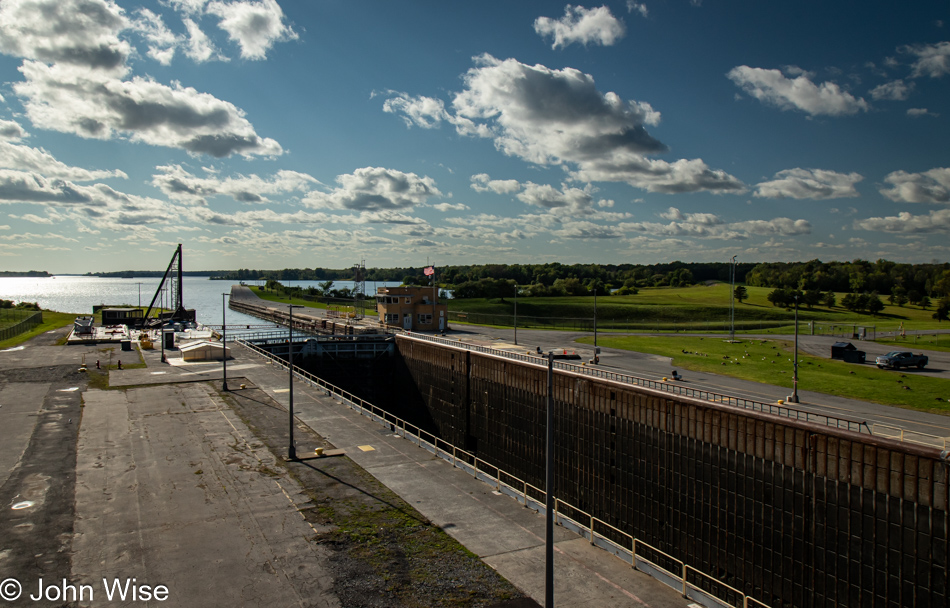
[0,271,50,278]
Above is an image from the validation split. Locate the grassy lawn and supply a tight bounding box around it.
[0,311,78,349]
[449,283,944,333]
[577,334,950,415]
[875,334,950,352]
[250,286,331,310]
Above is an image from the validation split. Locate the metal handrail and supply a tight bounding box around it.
[235,337,772,608]
[399,332,869,434]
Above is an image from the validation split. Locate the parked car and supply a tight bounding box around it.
[875,351,928,370]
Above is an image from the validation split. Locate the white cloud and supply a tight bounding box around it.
[132,9,179,66]
[0,141,127,181]
[552,220,623,239]
[516,181,609,215]
[620,207,810,239]
[855,209,950,233]
[206,0,297,60]
[727,66,869,116]
[879,168,950,203]
[151,164,319,204]
[0,0,131,74]
[15,62,283,157]
[0,120,27,141]
[754,168,863,200]
[627,2,648,18]
[869,79,911,101]
[433,202,470,212]
[534,5,626,49]
[382,93,449,129]
[303,167,441,212]
[386,56,743,194]
[907,107,938,117]
[0,1,280,158]
[470,173,522,194]
[902,41,950,78]
[182,17,224,63]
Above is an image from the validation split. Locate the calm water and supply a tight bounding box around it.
[0,276,400,326]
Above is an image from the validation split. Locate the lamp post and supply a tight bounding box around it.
[160,316,166,363]
[593,287,598,351]
[729,255,737,341]
[513,285,518,346]
[136,282,143,308]
[545,351,555,608]
[791,294,800,403]
[221,292,229,391]
[287,304,303,460]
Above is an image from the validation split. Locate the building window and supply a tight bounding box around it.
[404,297,412,304]
[384,313,399,324]
[418,313,432,325]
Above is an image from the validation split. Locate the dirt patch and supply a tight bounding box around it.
[222,379,535,608]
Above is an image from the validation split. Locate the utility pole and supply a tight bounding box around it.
[545,351,555,608]
[514,285,518,345]
[221,292,229,391]
[730,255,737,341]
[791,295,800,403]
[287,304,303,460]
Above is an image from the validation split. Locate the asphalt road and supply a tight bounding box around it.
[448,324,950,441]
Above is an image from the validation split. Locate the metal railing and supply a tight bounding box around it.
[401,332,871,434]
[236,337,772,608]
[872,423,950,450]
[0,311,42,342]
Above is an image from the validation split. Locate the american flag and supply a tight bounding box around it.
[423,266,434,276]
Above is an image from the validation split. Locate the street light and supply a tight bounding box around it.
[513,285,518,346]
[287,304,303,460]
[729,256,738,340]
[545,351,555,608]
[790,294,800,403]
[221,292,229,391]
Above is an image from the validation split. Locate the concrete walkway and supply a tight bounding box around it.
[112,342,691,607]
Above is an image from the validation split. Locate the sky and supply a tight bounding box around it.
[0,0,948,273]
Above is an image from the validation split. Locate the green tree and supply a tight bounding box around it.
[933,299,950,322]
[920,295,931,310]
[821,291,836,308]
[866,293,885,315]
[733,285,748,303]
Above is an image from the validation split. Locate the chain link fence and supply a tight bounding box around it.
[0,310,43,342]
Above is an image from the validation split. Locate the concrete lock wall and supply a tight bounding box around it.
[394,336,949,608]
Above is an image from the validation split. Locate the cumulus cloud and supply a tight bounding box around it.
[382,93,449,129]
[516,181,609,215]
[15,62,282,157]
[0,0,131,74]
[433,202,470,212]
[0,120,27,141]
[470,173,522,194]
[902,41,950,78]
[727,66,869,116]
[534,5,625,49]
[908,107,938,117]
[387,55,743,195]
[553,220,623,239]
[182,17,224,63]
[0,0,280,158]
[206,0,297,60]
[879,167,950,203]
[132,8,179,65]
[151,164,319,204]
[627,2,648,18]
[754,168,863,200]
[869,79,911,101]
[0,141,127,181]
[303,167,441,212]
[855,209,950,233]
[620,207,810,239]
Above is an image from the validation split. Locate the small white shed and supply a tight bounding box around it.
[180,340,231,361]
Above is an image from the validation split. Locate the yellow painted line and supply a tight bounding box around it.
[357,445,375,452]
[273,388,289,393]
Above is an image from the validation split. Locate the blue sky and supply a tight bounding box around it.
[0,0,947,273]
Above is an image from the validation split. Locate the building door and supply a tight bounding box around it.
[438,315,445,331]
[403,313,412,330]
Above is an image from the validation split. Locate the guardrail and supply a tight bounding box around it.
[872,423,950,450]
[0,311,42,342]
[237,337,772,608]
[401,331,871,435]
